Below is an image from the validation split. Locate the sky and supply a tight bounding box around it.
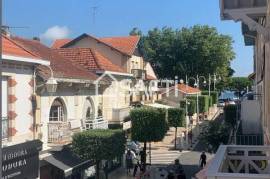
[3,0,253,77]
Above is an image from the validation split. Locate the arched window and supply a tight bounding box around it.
[49,98,66,122]
[83,98,95,120]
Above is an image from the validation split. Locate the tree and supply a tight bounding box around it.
[130,107,167,168]
[168,108,185,149]
[200,120,230,152]
[224,105,237,127]
[130,25,235,88]
[72,129,125,179]
[227,77,252,96]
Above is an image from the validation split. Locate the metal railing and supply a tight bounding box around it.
[235,134,263,145]
[2,117,8,139]
[84,117,108,130]
[47,121,72,144]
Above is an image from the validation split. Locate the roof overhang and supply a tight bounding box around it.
[2,54,50,66]
[96,70,134,77]
[220,0,267,20]
[242,23,257,46]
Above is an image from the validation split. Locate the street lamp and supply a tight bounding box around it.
[180,76,199,148]
[34,65,58,93]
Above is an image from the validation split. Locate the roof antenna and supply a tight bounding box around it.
[91,6,99,25]
[1,25,29,36]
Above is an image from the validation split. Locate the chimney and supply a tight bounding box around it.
[33,37,40,42]
[1,26,11,37]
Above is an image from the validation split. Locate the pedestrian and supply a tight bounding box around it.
[126,149,134,174]
[133,160,141,177]
[199,151,207,168]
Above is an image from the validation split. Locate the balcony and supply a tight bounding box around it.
[131,69,146,79]
[207,145,270,179]
[84,117,108,130]
[48,118,108,145]
[112,107,130,123]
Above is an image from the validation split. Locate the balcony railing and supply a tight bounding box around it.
[207,145,270,179]
[2,117,8,139]
[47,121,72,144]
[84,117,108,130]
[48,118,109,144]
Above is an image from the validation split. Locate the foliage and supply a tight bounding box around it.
[180,99,196,116]
[224,105,237,127]
[130,26,235,87]
[168,108,185,127]
[72,129,126,179]
[108,124,123,129]
[208,96,213,107]
[168,108,185,149]
[198,95,209,113]
[201,91,219,105]
[200,120,230,152]
[227,77,252,96]
[130,107,167,143]
[130,107,167,167]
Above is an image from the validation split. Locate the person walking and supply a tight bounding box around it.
[199,151,207,168]
[126,150,134,174]
[133,160,141,177]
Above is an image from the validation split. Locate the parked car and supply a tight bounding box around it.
[126,140,141,154]
[218,99,225,107]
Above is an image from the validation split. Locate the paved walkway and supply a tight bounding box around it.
[109,109,222,179]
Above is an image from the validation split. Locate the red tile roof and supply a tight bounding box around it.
[59,34,140,56]
[176,84,201,94]
[54,48,126,73]
[51,39,71,49]
[11,36,99,81]
[2,35,39,59]
[99,36,140,56]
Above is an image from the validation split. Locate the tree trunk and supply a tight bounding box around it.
[96,160,100,179]
[142,142,147,171]
[175,127,177,150]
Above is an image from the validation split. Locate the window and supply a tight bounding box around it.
[2,77,8,139]
[49,98,66,122]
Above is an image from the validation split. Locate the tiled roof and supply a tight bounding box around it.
[2,35,39,59]
[54,48,126,73]
[51,39,71,49]
[11,36,99,81]
[99,36,140,56]
[176,84,201,94]
[60,34,140,56]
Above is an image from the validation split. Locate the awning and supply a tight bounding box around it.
[43,147,93,177]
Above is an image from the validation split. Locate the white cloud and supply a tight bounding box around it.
[40,26,70,41]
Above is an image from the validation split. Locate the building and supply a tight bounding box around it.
[52,34,160,125]
[206,0,270,178]
[10,36,110,179]
[160,84,201,107]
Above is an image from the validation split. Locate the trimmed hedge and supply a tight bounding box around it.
[224,105,237,127]
[72,129,126,161]
[130,107,167,142]
[201,91,219,105]
[186,95,210,113]
[180,99,196,116]
[168,108,185,127]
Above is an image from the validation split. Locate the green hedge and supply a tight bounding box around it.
[168,108,185,127]
[201,91,219,105]
[199,95,209,113]
[130,107,167,142]
[72,129,126,161]
[224,105,237,127]
[180,99,196,116]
